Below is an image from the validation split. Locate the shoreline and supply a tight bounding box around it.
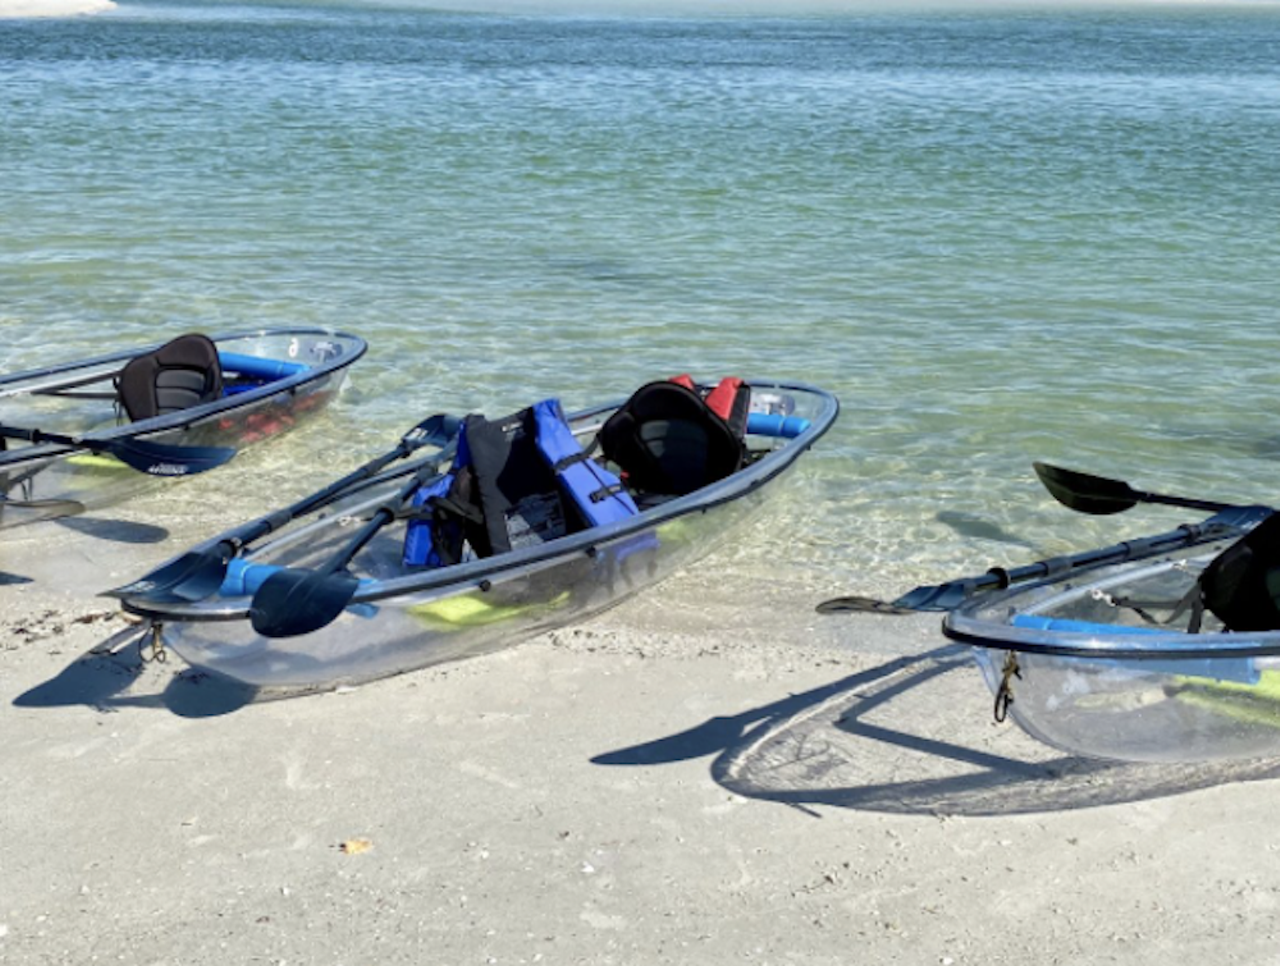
[0,0,115,17]
[5,575,1280,964]
[5,0,1275,20]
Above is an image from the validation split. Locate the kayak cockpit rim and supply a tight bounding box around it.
[943,621,1280,661]
[942,549,1280,661]
[119,379,839,624]
[0,326,364,397]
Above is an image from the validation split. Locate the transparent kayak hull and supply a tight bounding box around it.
[943,530,1280,763]
[0,328,365,528]
[121,381,839,692]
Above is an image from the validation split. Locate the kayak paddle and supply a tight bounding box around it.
[1033,462,1238,516]
[249,454,451,638]
[816,507,1268,616]
[105,413,462,605]
[0,424,236,477]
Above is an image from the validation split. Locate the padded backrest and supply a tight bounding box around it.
[117,333,224,422]
[598,380,745,497]
[1199,513,1280,631]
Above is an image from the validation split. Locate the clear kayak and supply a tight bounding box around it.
[0,328,365,529]
[942,506,1280,763]
[116,379,839,693]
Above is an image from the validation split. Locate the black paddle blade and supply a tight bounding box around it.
[817,577,980,616]
[104,549,230,603]
[0,496,86,522]
[815,595,919,616]
[1033,461,1136,515]
[108,437,237,477]
[409,413,463,449]
[249,568,361,638]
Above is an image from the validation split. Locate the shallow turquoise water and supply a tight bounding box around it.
[3,2,1280,598]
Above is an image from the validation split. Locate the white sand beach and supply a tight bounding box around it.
[4,565,1280,965]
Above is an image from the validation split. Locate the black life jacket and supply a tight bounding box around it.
[598,375,750,497]
[1198,512,1280,632]
[116,333,224,422]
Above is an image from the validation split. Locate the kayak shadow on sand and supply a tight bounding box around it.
[591,645,1280,816]
[53,515,171,544]
[12,624,259,718]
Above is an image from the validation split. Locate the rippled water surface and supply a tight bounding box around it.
[4,2,1279,601]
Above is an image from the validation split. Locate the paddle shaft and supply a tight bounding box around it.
[820,505,1272,615]
[0,423,232,476]
[941,525,1218,599]
[104,415,460,604]
[245,456,452,637]
[1117,486,1234,514]
[931,505,1273,606]
[217,416,461,556]
[316,458,448,577]
[1,423,137,452]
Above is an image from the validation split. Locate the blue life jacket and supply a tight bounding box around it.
[401,471,459,570]
[403,398,637,568]
[531,399,638,528]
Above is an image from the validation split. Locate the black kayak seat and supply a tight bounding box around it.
[598,380,745,497]
[1198,512,1280,632]
[116,333,224,422]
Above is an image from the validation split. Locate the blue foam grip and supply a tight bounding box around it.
[219,557,375,606]
[1010,614,1259,685]
[746,413,810,438]
[1012,616,1168,636]
[218,352,309,381]
[220,558,283,597]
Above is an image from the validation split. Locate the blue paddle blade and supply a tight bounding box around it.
[106,437,237,476]
[249,568,361,638]
[0,422,237,477]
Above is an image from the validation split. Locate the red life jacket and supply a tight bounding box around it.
[668,374,750,436]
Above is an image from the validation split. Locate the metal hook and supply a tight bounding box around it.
[993,652,1020,723]
[139,622,167,664]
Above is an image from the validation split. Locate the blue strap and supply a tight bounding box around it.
[533,399,638,527]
